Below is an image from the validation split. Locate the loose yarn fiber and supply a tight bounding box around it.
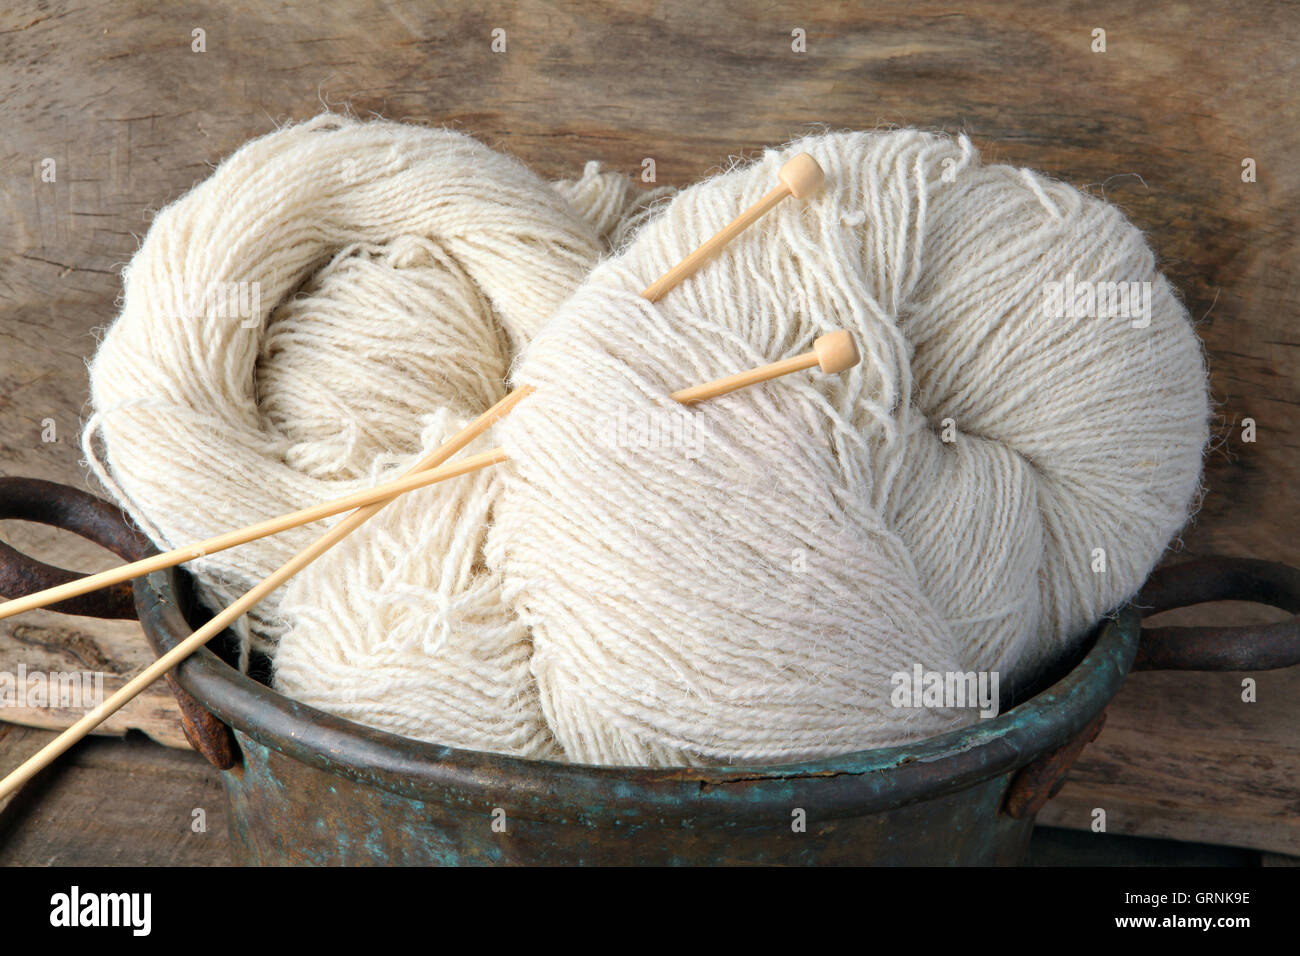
[87,121,1209,768]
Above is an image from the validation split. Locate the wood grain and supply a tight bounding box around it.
[0,0,1296,857]
[0,723,55,816]
[0,731,229,866]
[1038,663,1300,856]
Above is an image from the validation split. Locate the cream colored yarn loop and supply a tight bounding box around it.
[84,115,618,652]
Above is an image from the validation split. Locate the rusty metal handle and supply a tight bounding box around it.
[1135,556,1300,671]
[0,477,151,618]
[0,476,238,770]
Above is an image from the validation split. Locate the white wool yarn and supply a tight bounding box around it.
[272,407,561,759]
[84,115,637,660]
[486,130,1209,764]
[87,122,1209,768]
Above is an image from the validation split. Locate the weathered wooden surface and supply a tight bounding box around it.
[0,723,56,817]
[0,611,190,748]
[0,0,1296,860]
[1039,638,1300,856]
[0,726,229,865]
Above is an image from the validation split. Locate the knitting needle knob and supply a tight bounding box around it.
[814,330,860,374]
[778,152,826,199]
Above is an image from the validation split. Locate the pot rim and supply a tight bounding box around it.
[138,566,1139,825]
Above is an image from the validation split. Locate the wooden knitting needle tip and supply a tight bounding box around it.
[640,152,825,303]
[669,331,859,405]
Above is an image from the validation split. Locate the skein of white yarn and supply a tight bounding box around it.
[483,130,1209,765]
[83,115,642,661]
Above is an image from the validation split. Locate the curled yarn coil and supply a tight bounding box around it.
[85,115,647,658]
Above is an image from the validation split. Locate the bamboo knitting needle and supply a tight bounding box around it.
[0,154,827,624]
[0,387,533,624]
[640,153,824,302]
[0,330,857,623]
[0,330,859,800]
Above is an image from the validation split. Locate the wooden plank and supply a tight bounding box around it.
[0,723,58,817]
[1038,663,1300,856]
[0,732,230,866]
[0,0,1295,856]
